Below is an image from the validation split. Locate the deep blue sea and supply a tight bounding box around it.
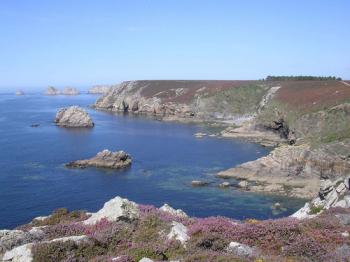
[0,93,304,229]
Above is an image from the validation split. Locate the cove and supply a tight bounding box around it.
[0,94,304,229]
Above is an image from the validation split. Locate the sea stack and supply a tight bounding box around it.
[62,87,79,95]
[45,86,60,95]
[15,90,24,96]
[55,106,94,127]
[66,150,132,169]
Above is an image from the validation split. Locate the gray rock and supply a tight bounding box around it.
[219,181,230,188]
[227,241,254,257]
[45,86,60,95]
[66,149,131,169]
[83,196,139,225]
[139,258,154,262]
[2,243,33,262]
[0,229,43,255]
[62,87,79,95]
[336,214,350,225]
[238,180,249,188]
[55,106,94,128]
[191,180,208,187]
[159,204,188,218]
[167,222,189,245]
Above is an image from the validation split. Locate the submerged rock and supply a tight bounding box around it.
[45,86,60,95]
[55,106,94,128]
[66,150,131,169]
[83,196,139,225]
[191,180,209,187]
[62,87,79,95]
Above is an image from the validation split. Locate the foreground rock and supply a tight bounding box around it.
[44,86,60,95]
[88,85,112,94]
[66,150,131,169]
[83,196,139,225]
[167,221,189,245]
[62,87,79,95]
[160,204,188,218]
[227,241,255,257]
[292,176,350,219]
[55,106,94,128]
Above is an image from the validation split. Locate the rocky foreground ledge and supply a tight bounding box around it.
[66,150,132,169]
[2,187,350,262]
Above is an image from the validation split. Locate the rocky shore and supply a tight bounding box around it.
[93,80,350,200]
[62,87,79,95]
[55,106,94,128]
[66,150,132,169]
[2,191,350,262]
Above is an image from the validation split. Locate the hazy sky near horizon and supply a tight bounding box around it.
[0,0,349,90]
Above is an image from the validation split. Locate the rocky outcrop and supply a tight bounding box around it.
[217,142,350,198]
[44,86,60,95]
[227,241,255,257]
[167,221,189,245]
[83,196,139,225]
[94,81,195,118]
[66,150,131,169]
[2,243,33,262]
[292,176,350,219]
[15,90,24,96]
[62,87,79,95]
[88,85,112,94]
[55,106,94,128]
[159,204,188,218]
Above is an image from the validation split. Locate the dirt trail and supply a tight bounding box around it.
[341,81,350,87]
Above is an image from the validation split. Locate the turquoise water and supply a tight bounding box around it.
[0,94,304,229]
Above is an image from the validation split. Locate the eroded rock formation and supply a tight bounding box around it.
[66,150,131,169]
[55,106,94,128]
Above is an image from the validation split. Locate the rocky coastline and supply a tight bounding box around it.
[93,80,350,200]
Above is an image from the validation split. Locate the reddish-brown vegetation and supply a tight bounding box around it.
[274,81,350,111]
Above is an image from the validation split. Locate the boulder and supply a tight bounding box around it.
[227,241,254,257]
[238,180,249,188]
[191,180,208,187]
[55,106,94,128]
[159,204,188,218]
[2,243,33,262]
[219,182,230,188]
[139,258,154,262]
[83,196,139,225]
[167,222,189,245]
[45,86,60,95]
[66,150,131,169]
[62,87,79,95]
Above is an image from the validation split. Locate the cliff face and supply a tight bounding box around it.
[94,80,268,121]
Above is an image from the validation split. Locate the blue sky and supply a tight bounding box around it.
[0,0,349,90]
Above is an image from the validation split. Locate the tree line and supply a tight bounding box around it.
[265,75,342,81]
